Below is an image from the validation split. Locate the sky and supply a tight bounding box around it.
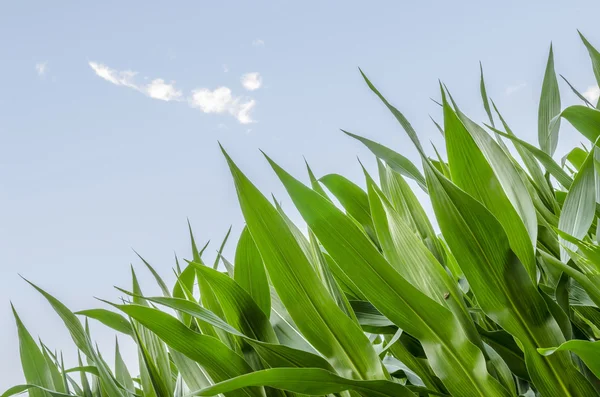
[1,0,600,388]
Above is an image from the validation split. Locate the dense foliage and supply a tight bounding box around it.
[6,33,600,397]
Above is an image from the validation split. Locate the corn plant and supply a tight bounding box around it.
[6,32,600,397]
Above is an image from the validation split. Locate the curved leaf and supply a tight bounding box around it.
[189,368,415,397]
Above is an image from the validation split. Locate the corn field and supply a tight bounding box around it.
[6,32,600,397]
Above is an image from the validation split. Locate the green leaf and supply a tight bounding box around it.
[360,69,425,154]
[132,324,172,397]
[76,309,133,337]
[539,340,600,378]
[538,45,561,155]
[320,173,377,241]
[487,125,573,189]
[114,303,264,397]
[127,294,335,372]
[129,268,174,395]
[115,338,135,394]
[1,384,72,397]
[379,165,443,263]
[579,31,600,107]
[221,146,386,381]
[479,62,495,128]
[551,106,600,144]
[560,75,595,107]
[189,368,415,397]
[443,94,536,280]
[213,226,233,270]
[194,263,278,344]
[23,280,125,397]
[265,154,511,397]
[558,145,597,261]
[342,130,426,191]
[366,175,480,346]
[12,306,56,397]
[423,163,597,397]
[234,226,271,317]
[134,251,171,297]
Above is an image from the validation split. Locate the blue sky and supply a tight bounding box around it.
[2,0,600,387]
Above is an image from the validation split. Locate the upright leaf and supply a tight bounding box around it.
[538,45,561,155]
[221,146,386,381]
[558,146,597,261]
[234,226,271,317]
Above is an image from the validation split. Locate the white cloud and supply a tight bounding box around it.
[223,64,229,73]
[583,85,600,104]
[145,79,182,101]
[90,61,255,124]
[252,39,265,47]
[89,61,181,101]
[89,62,138,89]
[35,62,47,77]
[189,87,256,124]
[505,83,526,96]
[241,72,262,91]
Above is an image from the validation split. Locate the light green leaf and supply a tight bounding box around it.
[265,154,511,397]
[538,45,561,155]
[558,146,597,261]
[234,226,271,317]
[424,163,596,397]
[12,306,56,397]
[221,146,386,381]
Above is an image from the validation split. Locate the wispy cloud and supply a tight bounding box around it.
[35,62,47,77]
[223,64,229,73]
[252,39,265,47]
[241,72,262,91]
[89,62,182,101]
[583,85,600,104]
[89,61,256,123]
[505,82,526,96]
[189,87,256,124]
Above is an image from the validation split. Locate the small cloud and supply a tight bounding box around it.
[583,85,600,104]
[217,123,227,129]
[223,64,229,73]
[241,72,262,91]
[89,62,138,89]
[252,39,265,47]
[35,62,47,77]
[89,61,181,101]
[189,87,256,124]
[505,83,526,96]
[145,79,182,101]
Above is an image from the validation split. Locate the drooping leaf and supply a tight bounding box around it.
[189,368,415,397]
[342,130,427,191]
[539,340,600,378]
[76,309,133,337]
